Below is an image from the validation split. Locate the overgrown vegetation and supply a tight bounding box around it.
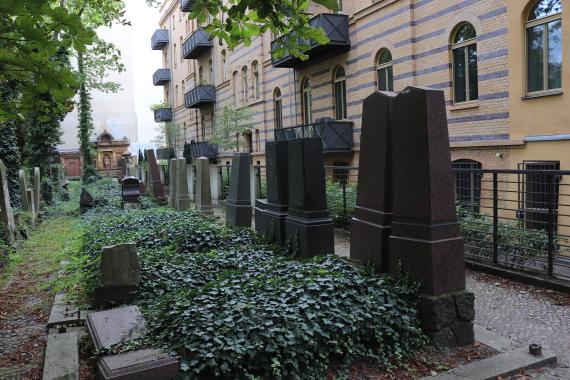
[326,181,357,228]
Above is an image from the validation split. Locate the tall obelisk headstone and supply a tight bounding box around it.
[175,158,190,211]
[195,157,213,215]
[33,167,40,212]
[285,138,334,258]
[168,158,178,209]
[255,140,289,245]
[390,86,474,347]
[350,91,394,273]
[0,160,16,245]
[225,153,252,227]
[144,149,166,202]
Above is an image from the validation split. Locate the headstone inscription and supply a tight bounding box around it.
[255,140,289,244]
[350,91,394,272]
[225,152,252,227]
[389,86,474,347]
[285,138,334,258]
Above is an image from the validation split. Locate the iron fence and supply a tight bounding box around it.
[324,166,359,229]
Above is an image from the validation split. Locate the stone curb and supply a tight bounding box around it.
[421,327,557,380]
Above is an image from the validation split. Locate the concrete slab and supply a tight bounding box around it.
[42,332,79,380]
[47,294,84,330]
[422,346,556,380]
[474,325,519,353]
[97,348,179,380]
[86,306,147,351]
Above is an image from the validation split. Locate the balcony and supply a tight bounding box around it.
[184,85,215,108]
[154,108,173,122]
[271,13,350,68]
[182,29,213,59]
[180,0,195,12]
[152,69,170,86]
[188,142,218,159]
[274,120,354,153]
[151,29,169,50]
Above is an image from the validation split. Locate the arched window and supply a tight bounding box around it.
[376,49,394,91]
[232,71,239,106]
[208,58,213,83]
[201,113,206,140]
[242,66,249,102]
[452,23,478,103]
[333,66,347,120]
[182,80,185,99]
[252,61,260,98]
[173,44,178,69]
[526,0,562,94]
[175,85,179,106]
[301,78,312,124]
[273,88,283,129]
[199,66,204,84]
[452,159,482,213]
[179,37,183,62]
[221,50,227,81]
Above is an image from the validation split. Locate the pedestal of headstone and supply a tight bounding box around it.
[97,348,179,380]
[33,167,40,212]
[175,158,190,211]
[145,149,166,202]
[350,92,394,272]
[225,153,252,227]
[18,169,30,213]
[285,138,334,258]
[0,160,15,245]
[94,243,140,306]
[390,86,474,347]
[168,158,177,209]
[196,157,213,215]
[255,141,289,245]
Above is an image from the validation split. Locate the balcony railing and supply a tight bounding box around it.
[184,85,216,108]
[271,13,350,68]
[153,108,173,122]
[188,142,218,159]
[182,29,213,59]
[180,0,195,12]
[152,69,170,86]
[151,29,169,50]
[274,120,354,152]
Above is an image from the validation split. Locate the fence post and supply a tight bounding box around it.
[547,174,555,277]
[493,172,499,265]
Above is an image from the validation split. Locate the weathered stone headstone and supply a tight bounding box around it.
[350,91,394,272]
[196,157,213,215]
[175,158,190,211]
[285,138,334,258]
[390,86,474,347]
[26,189,36,218]
[145,149,166,201]
[0,160,16,245]
[94,243,140,306]
[225,152,252,227]
[33,167,40,212]
[86,305,147,351]
[168,158,177,208]
[97,348,179,380]
[255,141,289,245]
[18,169,30,213]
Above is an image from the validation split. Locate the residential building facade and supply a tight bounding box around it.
[153,0,567,173]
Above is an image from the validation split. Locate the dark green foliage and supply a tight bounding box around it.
[77,52,97,182]
[0,121,22,209]
[40,178,54,206]
[326,181,357,228]
[138,150,144,164]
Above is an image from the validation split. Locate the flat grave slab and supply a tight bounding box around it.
[97,348,179,380]
[86,306,148,351]
[42,331,79,380]
[47,294,84,330]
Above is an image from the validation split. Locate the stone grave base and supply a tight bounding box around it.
[94,285,138,306]
[97,348,179,380]
[285,214,334,258]
[254,200,288,245]
[350,205,392,272]
[226,201,252,227]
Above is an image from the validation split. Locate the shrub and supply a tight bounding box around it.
[326,181,356,228]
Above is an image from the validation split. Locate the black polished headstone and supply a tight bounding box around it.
[285,138,334,258]
[350,91,394,272]
[225,152,252,227]
[255,141,289,245]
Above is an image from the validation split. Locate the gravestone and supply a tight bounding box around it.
[118,158,127,177]
[121,177,141,206]
[18,169,30,213]
[350,91,394,272]
[26,189,36,219]
[145,149,166,202]
[86,305,147,351]
[33,167,40,212]
[94,243,140,306]
[390,86,474,347]
[97,348,179,380]
[168,158,177,209]
[225,153,252,227]
[0,160,16,245]
[175,158,190,211]
[285,138,334,258]
[255,141,289,245]
[196,157,213,215]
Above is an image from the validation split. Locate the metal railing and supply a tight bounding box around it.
[182,28,212,59]
[151,29,169,50]
[274,120,354,152]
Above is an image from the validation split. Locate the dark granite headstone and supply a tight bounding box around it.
[94,243,140,306]
[389,86,474,347]
[350,91,395,272]
[255,141,289,245]
[97,349,179,380]
[121,177,141,205]
[225,152,252,227]
[285,138,334,258]
[145,149,166,201]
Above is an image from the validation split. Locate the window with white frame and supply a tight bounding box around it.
[221,50,227,81]
[376,49,394,92]
[273,88,283,129]
[452,23,478,103]
[301,78,312,125]
[252,61,260,98]
[333,66,347,120]
[242,66,249,102]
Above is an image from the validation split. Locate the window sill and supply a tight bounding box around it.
[522,90,563,100]
[449,101,479,111]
